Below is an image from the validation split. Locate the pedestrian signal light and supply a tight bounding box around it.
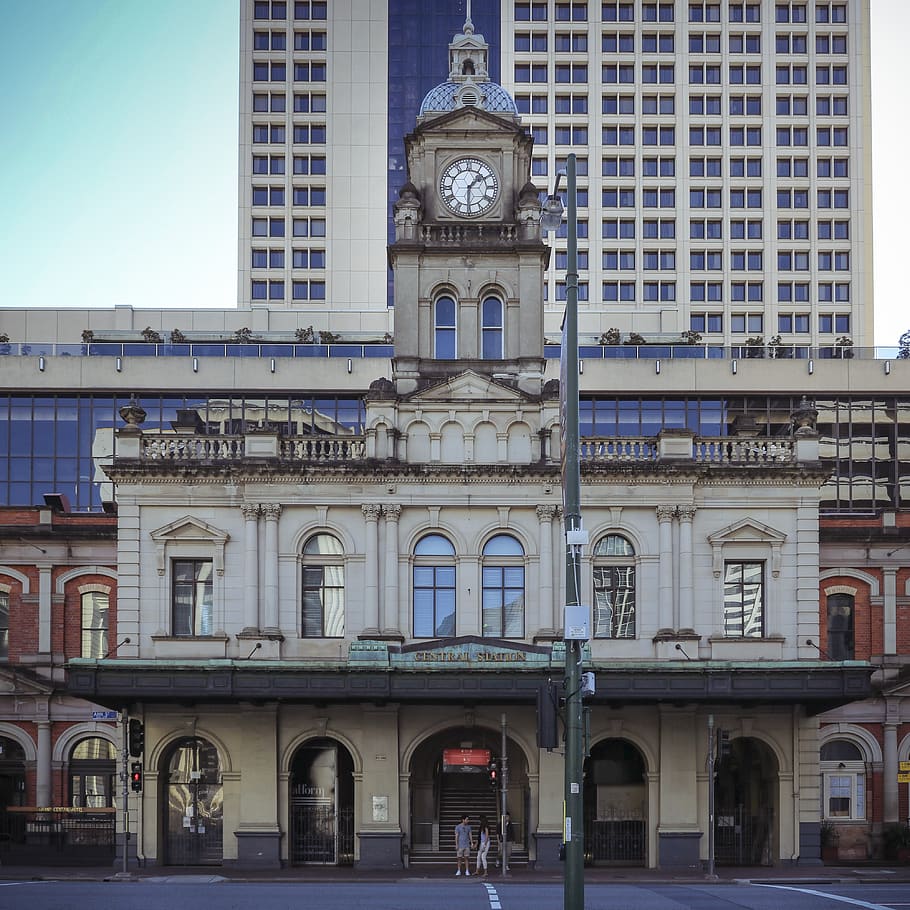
[489,759,499,789]
[128,719,145,757]
[130,762,143,792]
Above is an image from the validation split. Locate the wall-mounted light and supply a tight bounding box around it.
[38,356,45,371]
[347,358,353,374]
[731,359,737,375]
[885,360,891,375]
[655,359,661,375]
[808,359,814,375]
[270,358,276,374]
[193,357,199,373]
[116,357,122,372]
[578,360,584,374]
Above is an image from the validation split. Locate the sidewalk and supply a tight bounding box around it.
[2,862,910,885]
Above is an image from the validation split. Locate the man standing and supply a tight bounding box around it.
[454,814,473,876]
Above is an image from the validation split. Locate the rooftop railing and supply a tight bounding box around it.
[2,342,905,362]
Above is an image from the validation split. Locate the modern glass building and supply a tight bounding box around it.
[238,0,873,349]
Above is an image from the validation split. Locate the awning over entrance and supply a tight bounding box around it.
[66,659,871,716]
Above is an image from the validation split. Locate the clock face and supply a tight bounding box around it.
[439,158,499,216]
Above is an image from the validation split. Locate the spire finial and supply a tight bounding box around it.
[464,0,474,34]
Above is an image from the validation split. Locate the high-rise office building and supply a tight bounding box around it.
[239,0,872,347]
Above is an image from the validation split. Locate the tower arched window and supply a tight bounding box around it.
[81,591,109,658]
[302,533,345,637]
[413,533,456,637]
[826,592,855,660]
[481,296,504,359]
[482,534,525,637]
[434,296,457,358]
[593,533,636,638]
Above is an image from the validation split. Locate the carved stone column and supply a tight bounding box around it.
[536,504,558,637]
[261,504,282,634]
[677,506,696,634]
[241,504,261,634]
[361,504,382,637]
[38,564,52,654]
[884,717,899,823]
[656,506,675,634]
[382,504,402,637]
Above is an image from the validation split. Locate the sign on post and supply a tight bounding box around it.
[91,711,118,720]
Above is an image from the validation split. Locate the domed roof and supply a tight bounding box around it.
[419,80,518,116]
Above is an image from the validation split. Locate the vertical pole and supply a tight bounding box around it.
[122,712,130,874]
[501,712,508,876]
[563,152,584,910]
[707,714,716,879]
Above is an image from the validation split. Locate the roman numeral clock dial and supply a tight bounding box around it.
[439,157,499,217]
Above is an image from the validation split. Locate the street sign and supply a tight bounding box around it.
[900,761,910,772]
[897,772,910,783]
[91,711,118,720]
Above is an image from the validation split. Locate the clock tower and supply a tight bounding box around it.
[388,9,548,396]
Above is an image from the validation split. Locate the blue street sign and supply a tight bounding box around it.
[91,711,118,720]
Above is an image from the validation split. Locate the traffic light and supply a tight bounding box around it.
[488,759,499,789]
[130,762,143,792]
[128,719,145,757]
[537,681,559,750]
[717,729,732,759]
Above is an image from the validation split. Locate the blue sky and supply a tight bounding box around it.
[0,1,906,347]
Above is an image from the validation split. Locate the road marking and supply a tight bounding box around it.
[0,882,50,887]
[484,881,501,909]
[757,883,896,910]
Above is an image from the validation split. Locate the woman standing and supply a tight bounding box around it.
[475,815,493,877]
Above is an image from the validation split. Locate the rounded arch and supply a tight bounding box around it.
[148,725,234,776]
[819,723,883,763]
[475,279,518,301]
[0,724,36,761]
[472,419,498,463]
[477,525,534,558]
[818,568,879,597]
[404,524,468,558]
[587,730,657,774]
[401,717,537,777]
[53,723,119,763]
[439,419,466,464]
[282,728,363,776]
[726,726,789,774]
[0,567,30,594]
[55,565,117,594]
[289,521,357,558]
[428,279,467,302]
[588,525,648,557]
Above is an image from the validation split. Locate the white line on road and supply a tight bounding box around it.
[757,883,897,910]
[484,881,501,909]
[0,882,50,887]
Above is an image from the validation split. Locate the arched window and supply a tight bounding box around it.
[70,737,117,808]
[434,296,457,358]
[0,736,26,807]
[820,739,866,820]
[593,534,636,638]
[413,534,456,637]
[302,533,345,637]
[0,590,8,660]
[826,593,855,659]
[481,296,504,359]
[81,591,109,658]
[482,534,525,637]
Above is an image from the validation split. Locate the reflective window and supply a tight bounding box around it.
[826,592,855,660]
[723,561,763,637]
[172,559,213,637]
[413,534,456,638]
[593,534,636,639]
[481,297,504,359]
[434,297,456,359]
[81,591,109,658]
[481,535,525,638]
[302,534,344,637]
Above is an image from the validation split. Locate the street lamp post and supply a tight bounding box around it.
[542,152,584,910]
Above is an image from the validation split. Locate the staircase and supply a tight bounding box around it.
[408,774,529,868]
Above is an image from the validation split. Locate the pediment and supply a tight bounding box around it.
[408,370,526,404]
[707,518,787,578]
[150,516,229,545]
[0,665,53,696]
[411,105,523,138]
[707,517,787,546]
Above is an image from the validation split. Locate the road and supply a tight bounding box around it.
[1,880,909,910]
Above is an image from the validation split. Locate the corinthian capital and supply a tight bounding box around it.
[362,503,383,521]
[261,503,283,520]
[656,505,676,522]
[240,504,261,521]
[536,504,558,522]
[383,503,402,521]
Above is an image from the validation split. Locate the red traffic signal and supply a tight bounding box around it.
[130,761,143,792]
[488,759,499,788]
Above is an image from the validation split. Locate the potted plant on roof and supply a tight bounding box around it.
[743,335,765,358]
[598,327,621,346]
[898,329,910,360]
[835,335,854,359]
[141,326,163,344]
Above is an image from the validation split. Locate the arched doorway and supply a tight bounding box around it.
[0,736,26,851]
[288,737,354,865]
[583,738,647,866]
[407,726,528,866]
[714,736,777,865]
[162,737,224,866]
